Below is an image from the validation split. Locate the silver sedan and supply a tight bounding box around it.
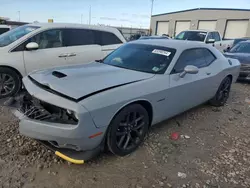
[13,39,240,164]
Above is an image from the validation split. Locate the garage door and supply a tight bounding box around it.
[198,21,217,30]
[224,20,249,39]
[175,21,190,36]
[156,22,169,36]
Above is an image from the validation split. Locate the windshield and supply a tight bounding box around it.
[103,43,176,74]
[230,42,250,53]
[0,25,40,47]
[175,31,207,42]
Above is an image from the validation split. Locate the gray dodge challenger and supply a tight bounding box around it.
[12,39,240,164]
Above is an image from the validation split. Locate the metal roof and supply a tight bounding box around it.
[152,8,250,17]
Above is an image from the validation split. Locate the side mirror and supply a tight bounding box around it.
[179,65,199,78]
[206,39,215,44]
[224,47,230,53]
[26,42,39,50]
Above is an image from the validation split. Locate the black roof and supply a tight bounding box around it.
[152,8,250,17]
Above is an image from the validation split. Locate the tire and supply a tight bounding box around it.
[0,67,22,99]
[107,104,149,156]
[209,76,232,107]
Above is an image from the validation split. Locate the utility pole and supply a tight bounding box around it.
[18,11,20,21]
[149,0,155,35]
[89,5,92,25]
[81,14,83,24]
[150,0,155,17]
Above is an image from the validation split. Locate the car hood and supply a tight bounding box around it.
[224,52,250,64]
[28,62,154,101]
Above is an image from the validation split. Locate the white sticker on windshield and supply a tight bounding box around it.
[152,67,160,72]
[152,49,171,56]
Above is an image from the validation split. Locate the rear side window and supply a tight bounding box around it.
[202,49,216,65]
[65,29,95,46]
[95,30,122,45]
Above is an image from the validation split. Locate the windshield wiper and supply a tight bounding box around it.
[95,59,103,63]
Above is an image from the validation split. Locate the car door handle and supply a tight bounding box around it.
[206,72,211,75]
[58,54,68,58]
[67,53,76,57]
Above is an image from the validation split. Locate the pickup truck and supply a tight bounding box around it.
[175,30,234,52]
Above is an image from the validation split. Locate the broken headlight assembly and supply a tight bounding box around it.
[20,94,79,125]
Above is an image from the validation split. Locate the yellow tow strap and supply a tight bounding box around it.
[55,151,84,164]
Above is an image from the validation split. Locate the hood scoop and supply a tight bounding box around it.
[52,71,67,78]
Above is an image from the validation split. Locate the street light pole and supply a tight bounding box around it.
[18,11,20,21]
[89,5,92,25]
[150,0,155,17]
[149,0,155,35]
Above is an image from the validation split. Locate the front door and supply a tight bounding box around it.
[164,48,216,118]
[23,29,68,74]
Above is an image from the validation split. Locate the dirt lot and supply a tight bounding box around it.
[0,83,250,188]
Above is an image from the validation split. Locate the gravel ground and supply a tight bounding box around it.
[0,82,250,188]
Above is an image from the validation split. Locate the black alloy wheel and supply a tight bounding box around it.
[107,104,149,156]
[209,76,232,107]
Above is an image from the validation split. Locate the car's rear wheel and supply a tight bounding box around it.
[107,104,149,156]
[0,68,21,99]
[209,76,232,107]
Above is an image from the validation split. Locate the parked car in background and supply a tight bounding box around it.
[12,39,240,164]
[175,30,234,52]
[0,23,126,98]
[224,40,250,81]
[139,35,169,40]
[0,25,11,35]
[224,37,250,52]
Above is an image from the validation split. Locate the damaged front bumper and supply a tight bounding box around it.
[10,77,107,164]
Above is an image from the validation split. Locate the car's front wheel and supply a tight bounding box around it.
[0,67,22,99]
[209,76,232,107]
[107,104,149,156]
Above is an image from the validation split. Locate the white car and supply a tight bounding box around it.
[0,23,126,98]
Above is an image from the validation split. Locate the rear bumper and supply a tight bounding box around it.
[238,71,250,81]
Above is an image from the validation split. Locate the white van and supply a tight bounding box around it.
[0,23,126,98]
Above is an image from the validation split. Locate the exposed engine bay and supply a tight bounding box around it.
[5,91,78,125]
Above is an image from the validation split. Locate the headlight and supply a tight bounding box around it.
[66,110,79,121]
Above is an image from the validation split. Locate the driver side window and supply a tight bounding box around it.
[172,48,207,73]
[29,29,65,49]
[12,29,65,52]
[206,32,213,42]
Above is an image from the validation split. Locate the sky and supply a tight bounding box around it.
[0,0,250,28]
